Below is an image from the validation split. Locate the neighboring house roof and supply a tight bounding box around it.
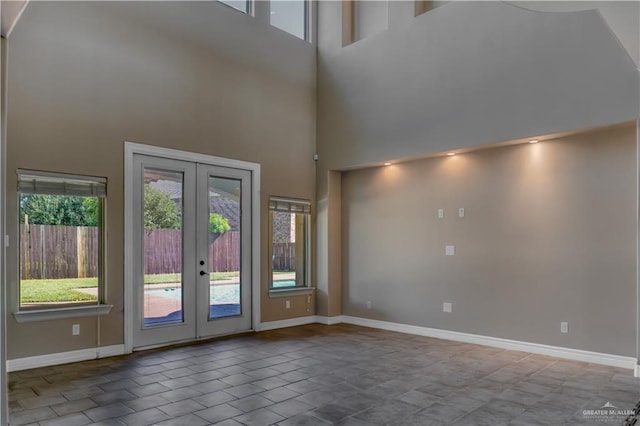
[272,211,293,243]
[147,180,293,239]
[148,179,240,231]
[210,196,240,231]
[148,179,182,200]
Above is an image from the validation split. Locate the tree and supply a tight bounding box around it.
[82,198,100,227]
[209,213,230,235]
[144,184,181,229]
[20,194,97,226]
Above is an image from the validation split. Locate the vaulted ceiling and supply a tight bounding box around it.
[1,0,28,38]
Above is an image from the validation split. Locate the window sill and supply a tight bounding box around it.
[13,304,113,323]
[268,287,315,298]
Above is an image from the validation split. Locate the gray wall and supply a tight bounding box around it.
[422,2,640,67]
[351,1,640,67]
[318,1,638,170]
[315,0,639,326]
[5,1,316,359]
[354,1,389,41]
[508,1,640,67]
[342,123,637,357]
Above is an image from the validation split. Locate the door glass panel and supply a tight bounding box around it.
[208,176,241,319]
[143,168,184,326]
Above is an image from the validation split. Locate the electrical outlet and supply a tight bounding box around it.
[438,209,444,219]
[366,301,372,310]
[285,300,291,309]
[560,322,568,333]
[72,324,80,335]
[445,245,455,256]
[443,302,452,313]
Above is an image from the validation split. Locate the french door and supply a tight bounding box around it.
[132,154,252,349]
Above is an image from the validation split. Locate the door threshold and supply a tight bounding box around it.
[133,329,255,352]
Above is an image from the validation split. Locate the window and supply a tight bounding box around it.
[415,0,433,16]
[218,0,250,14]
[17,170,105,310]
[269,197,310,291]
[270,0,307,40]
[354,0,388,41]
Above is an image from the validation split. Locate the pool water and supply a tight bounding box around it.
[273,279,297,288]
[146,279,299,303]
[146,284,239,304]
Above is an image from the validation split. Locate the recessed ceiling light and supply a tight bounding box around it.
[447,152,456,156]
[384,162,392,166]
[529,139,539,144]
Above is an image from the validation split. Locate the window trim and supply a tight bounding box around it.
[268,196,311,296]
[13,304,113,323]
[269,0,310,42]
[16,170,107,315]
[217,0,251,15]
[268,287,314,298]
[304,0,309,41]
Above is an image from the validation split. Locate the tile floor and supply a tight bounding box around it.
[8,324,640,425]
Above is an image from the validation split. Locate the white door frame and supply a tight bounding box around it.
[131,155,197,348]
[124,142,261,353]
[0,34,8,426]
[196,164,252,337]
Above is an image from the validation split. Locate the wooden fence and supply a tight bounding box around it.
[272,243,296,272]
[143,229,182,276]
[20,224,99,280]
[20,225,297,279]
[209,231,241,273]
[142,230,244,274]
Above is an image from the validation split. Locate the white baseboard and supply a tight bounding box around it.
[258,315,319,332]
[7,344,125,372]
[315,315,346,325]
[8,317,635,373]
[339,316,636,371]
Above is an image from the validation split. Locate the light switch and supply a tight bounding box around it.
[438,209,444,219]
[458,208,465,218]
[445,245,455,256]
[443,302,452,313]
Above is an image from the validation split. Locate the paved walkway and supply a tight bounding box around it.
[76,273,296,319]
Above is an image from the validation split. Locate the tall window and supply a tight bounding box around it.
[415,0,433,16]
[269,197,310,289]
[218,0,250,14]
[18,170,105,309]
[270,0,307,40]
[354,0,388,41]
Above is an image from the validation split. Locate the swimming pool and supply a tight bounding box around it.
[146,284,239,304]
[146,279,299,303]
[273,279,297,288]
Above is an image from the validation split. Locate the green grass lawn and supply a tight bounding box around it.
[20,277,99,303]
[20,271,243,303]
[143,271,239,284]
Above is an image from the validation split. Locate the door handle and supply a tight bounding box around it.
[200,271,207,276]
